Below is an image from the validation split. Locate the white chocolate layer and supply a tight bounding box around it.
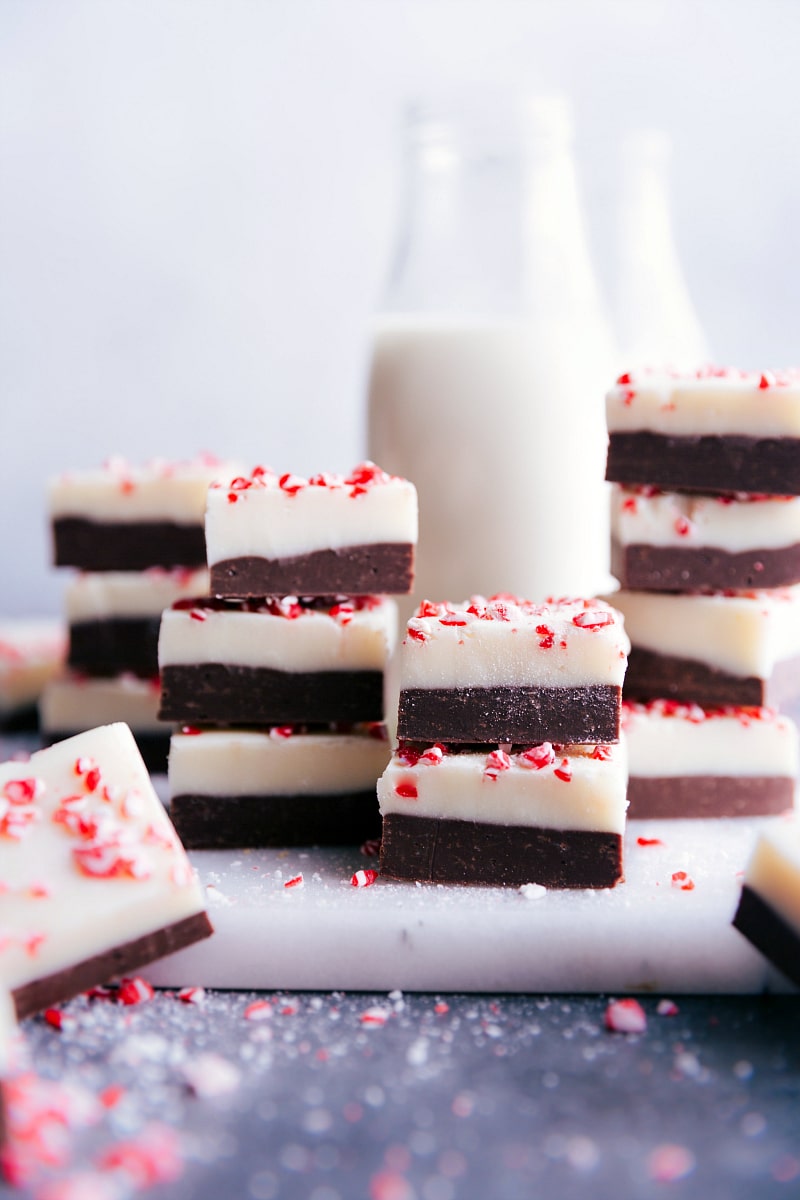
[611,487,800,552]
[0,986,16,1075]
[0,620,66,716]
[399,596,629,690]
[159,597,397,673]
[205,464,418,562]
[66,569,210,621]
[623,701,799,779]
[607,369,800,437]
[0,724,207,993]
[169,726,391,797]
[743,819,800,938]
[378,743,628,833]
[49,456,238,524]
[40,675,164,734]
[606,586,800,678]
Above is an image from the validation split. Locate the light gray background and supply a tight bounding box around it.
[2,0,798,613]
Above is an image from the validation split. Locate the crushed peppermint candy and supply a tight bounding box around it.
[244,1000,273,1021]
[604,998,647,1034]
[283,874,304,889]
[351,869,379,888]
[671,871,695,891]
[359,1006,390,1027]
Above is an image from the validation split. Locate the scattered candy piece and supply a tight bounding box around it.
[360,1006,390,1027]
[244,1000,273,1021]
[657,999,679,1017]
[284,874,304,889]
[604,998,647,1034]
[351,869,379,888]
[116,977,154,1007]
[647,1143,696,1182]
[177,986,205,1005]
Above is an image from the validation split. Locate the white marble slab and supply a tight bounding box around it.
[147,816,797,994]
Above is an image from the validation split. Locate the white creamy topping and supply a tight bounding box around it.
[158,597,397,673]
[169,726,391,797]
[611,487,800,552]
[743,818,800,936]
[0,723,207,992]
[0,986,16,1075]
[623,702,799,778]
[66,569,210,621]
[399,596,629,690]
[607,368,800,437]
[205,463,418,562]
[378,742,628,833]
[606,586,800,677]
[40,675,164,733]
[49,456,239,523]
[0,619,66,716]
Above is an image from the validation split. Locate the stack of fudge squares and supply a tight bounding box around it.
[42,456,229,770]
[605,367,800,820]
[158,463,418,848]
[377,594,630,889]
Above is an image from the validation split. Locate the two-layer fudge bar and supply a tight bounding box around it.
[611,486,800,592]
[606,368,800,494]
[0,724,212,1018]
[50,455,236,571]
[40,674,169,772]
[159,595,397,726]
[0,620,65,730]
[206,462,418,597]
[733,818,800,987]
[608,586,800,709]
[379,741,627,888]
[168,723,390,848]
[66,568,209,678]
[623,700,798,818]
[396,595,629,745]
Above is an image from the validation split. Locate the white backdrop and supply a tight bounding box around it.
[2,0,798,613]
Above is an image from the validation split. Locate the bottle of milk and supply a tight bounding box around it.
[613,130,710,371]
[367,96,617,616]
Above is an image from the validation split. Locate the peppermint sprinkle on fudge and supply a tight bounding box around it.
[396,595,629,744]
[206,462,418,597]
[606,367,800,495]
[168,724,390,849]
[611,486,800,592]
[0,723,212,1019]
[158,594,397,726]
[378,741,627,889]
[623,700,798,819]
[49,454,237,571]
[733,817,800,987]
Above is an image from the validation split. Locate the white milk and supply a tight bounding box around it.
[368,315,613,616]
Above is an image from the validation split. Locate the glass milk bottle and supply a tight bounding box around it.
[614,130,710,371]
[367,96,617,616]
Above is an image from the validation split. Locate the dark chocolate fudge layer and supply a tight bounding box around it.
[211,543,414,598]
[611,538,800,593]
[42,730,170,775]
[69,617,162,678]
[397,685,620,745]
[53,518,207,571]
[627,775,793,820]
[733,886,800,988]
[160,664,384,726]
[623,648,800,709]
[380,813,623,889]
[171,790,381,850]
[12,911,213,1020]
[606,432,800,495]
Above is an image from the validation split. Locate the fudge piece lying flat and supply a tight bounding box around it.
[378,741,627,888]
[66,568,209,678]
[611,486,800,592]
[733,818,800,987]
[0,724,212,1019]
[606,367,800,494]
[396,596,629,745]
[206,462,418,597]
[40,674,169,773]
[608,586,800,709]
[623,700,798,818]
[159,595,397,726]
[50,455,235,571]
[169,723,390,848]
[0,620,66,730]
